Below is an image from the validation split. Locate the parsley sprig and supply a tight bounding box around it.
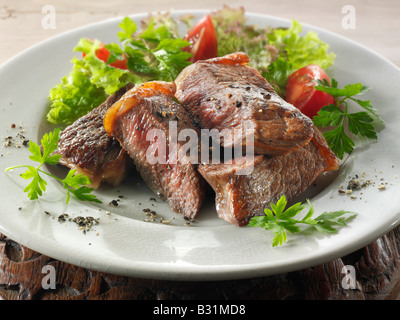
[313,78,383,159]
[248,195,356,246]
[5,128,101,204]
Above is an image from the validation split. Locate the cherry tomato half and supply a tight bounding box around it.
[82,41,128,70]
[183,15,218,62]
[285,64,335,118]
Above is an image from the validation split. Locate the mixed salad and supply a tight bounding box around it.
[47,7,335,124]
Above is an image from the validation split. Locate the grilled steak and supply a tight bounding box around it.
[198,127,339,226]
[103,81,206,219]
[175,52,315,156]
[55,84,134,189]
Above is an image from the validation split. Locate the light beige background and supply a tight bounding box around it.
[1,0,399,67]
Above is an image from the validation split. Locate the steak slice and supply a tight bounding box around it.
[103,81,206,219]
[198,127,339,226]
[175,52,315,156]
[55,84,134,189]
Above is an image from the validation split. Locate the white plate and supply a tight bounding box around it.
[1,10,399,281]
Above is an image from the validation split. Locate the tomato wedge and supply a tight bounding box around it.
[82,41,128,70]
[285,64,335,118]
[183,15,218,62]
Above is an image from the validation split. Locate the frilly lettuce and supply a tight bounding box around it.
[210,6,277,73]
[47,56,109,126]
[46,15,191,126]
[47,7,336,125]
[264,20,335,96]
[209,6,335,97]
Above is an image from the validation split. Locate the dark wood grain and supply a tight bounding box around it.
[1,226,400,300]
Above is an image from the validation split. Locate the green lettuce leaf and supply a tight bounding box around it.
[210,6,277,72]
[263,20,336,96]
[47,9,335,126]
[47,58,107,125]
[46,15,191,126]
[209,6,335,97]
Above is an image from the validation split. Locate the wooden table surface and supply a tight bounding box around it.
[1,0,400,301]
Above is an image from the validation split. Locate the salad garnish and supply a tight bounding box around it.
[209,6,335,97]
[248,195,357,247]
[45,6,338,126]
[5,128,102,204]
[313,79,383,159]
[47,15,192,125]
[263,20,336,97]
[210,6,274,72]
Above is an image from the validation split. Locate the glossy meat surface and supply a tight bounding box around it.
[198,127,339,226]
[104,81,206,219]
[55,84,134,189]
[175,52,315,156]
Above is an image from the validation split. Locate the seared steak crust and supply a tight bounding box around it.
[103,81,206,219]
[198,127,339,226]
[175,52,315,156]
[55,84,134,189]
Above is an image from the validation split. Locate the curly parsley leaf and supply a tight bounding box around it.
[20,166,47,200]
[248,195,356,247]
[117,16,138,41]
[5,128,102,204]
[313,79,384,159]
